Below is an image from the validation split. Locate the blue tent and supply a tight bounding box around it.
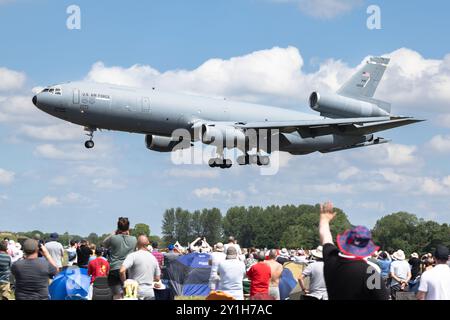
[49,267,91,300]
[164,252,211,297]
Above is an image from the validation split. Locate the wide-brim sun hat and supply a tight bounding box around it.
[393,250,406,261]
[337,226,379,258]
[311,246,323,259]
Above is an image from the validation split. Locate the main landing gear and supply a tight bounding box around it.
[237,154,270,166]
[84,127,96,149]
[208,158,233,169]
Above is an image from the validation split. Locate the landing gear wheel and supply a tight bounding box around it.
[85,140,95,149]
[257,155,270,166]
[208,158,232,169]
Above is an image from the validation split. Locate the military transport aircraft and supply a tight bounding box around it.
[32,57,422,168]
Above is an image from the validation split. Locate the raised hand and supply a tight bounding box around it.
[320,201,337,223]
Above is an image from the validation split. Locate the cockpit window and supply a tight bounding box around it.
[42,87,62,95]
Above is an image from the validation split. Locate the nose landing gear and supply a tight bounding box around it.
[84,127,96,149]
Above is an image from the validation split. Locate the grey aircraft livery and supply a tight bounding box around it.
[32,56,422,169]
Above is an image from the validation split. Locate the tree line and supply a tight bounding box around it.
[161,205,449,254]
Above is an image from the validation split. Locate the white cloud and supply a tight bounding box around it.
[0,168,15,185]
[19,123,81,141]
[39,196,61,207]
[310,183,354,194]
[34,144,94,161]
[268,0,363,18]
[337,166,360,180]
[166,168,219,179]
[38,192,89,208]
[0,95,52,124]
[193,187,222,198]
[428,135,450,153]
[85,46,450,115]
[193,187,246,203]
[92,178,125,190]
[0,67,26,91]
[359,144,419,167]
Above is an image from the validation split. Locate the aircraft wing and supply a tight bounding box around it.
[233,116,424,138]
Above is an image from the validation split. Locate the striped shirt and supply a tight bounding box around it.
[0,252,12,283]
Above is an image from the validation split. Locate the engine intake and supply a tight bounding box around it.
[145,134,186,152]
[309,92,389,118]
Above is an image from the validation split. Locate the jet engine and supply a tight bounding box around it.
[309,92,389,118]
[145,134,187,152]
[201,124,247,147]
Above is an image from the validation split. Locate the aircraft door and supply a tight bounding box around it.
[73,89,80,104]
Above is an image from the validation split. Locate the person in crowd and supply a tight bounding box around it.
[88,248,110,284]
[247,251,271,299]
[120,235,161,300]
[76,239,92,269]
[293,250,308,264]
[224,236,242,259]
[151,242,164,269]
[88,243,97,263]
[209,242,226,290]
[409,252,421,280]
[298,245,328,300]
[319,201,388,300]
[163,244,180,268]
[417,245,450,300]
[390,249,412,300]
[276,248,290,265]
[33,234,45,258]
[103,217,137,299]
[189,237,212,253]
[423,256,435,272]
[245,248,258,270]
[66,240,78,267]
[264,249,283,300]
[376,251,392,287]
[217,246,246,300]
[408,252,421,292]
[45,233,64,271]
[11,239,58,300]
[0,241,13,300]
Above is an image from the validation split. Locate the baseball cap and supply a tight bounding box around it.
[23,239,39,255]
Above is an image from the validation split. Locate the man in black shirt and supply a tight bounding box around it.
[76,239,92,268]
[319,202,388,300]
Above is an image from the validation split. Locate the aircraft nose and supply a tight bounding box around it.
[32,95,37,107]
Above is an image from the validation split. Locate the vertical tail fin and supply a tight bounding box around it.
[337,57,391,114]
[338,56,390,98]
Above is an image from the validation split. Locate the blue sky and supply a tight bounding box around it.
[1,0,450,237]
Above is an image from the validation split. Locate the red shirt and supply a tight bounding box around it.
[88,257,110,284]
[152,250,164,268]
[247,262,271,296]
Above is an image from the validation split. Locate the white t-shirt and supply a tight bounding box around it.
[418,264,450,300]
[302,261,328,300]
[209,252,226,281]
[390,260,411,286]
[45,241,64,268]
[122,250,161,287]
[217,259,246,300]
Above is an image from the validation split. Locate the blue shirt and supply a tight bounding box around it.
[377,259,391,278]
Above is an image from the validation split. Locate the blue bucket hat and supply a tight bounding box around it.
[337,226,379,258]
